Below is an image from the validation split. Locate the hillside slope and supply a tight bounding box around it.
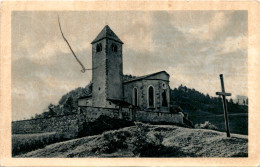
[171,85,248,114]
[17,123,248,157]
[171,85,248,135]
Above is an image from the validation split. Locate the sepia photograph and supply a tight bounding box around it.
[11,10,248,158]
[0,1,260,166]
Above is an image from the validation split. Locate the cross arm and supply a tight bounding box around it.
[216,92,232,96]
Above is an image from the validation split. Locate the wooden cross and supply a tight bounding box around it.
[216,74,232,137]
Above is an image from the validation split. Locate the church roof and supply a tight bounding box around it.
[91,25,123,44]
[123,71,169,84]
[78,94,92,99]
[107,99,132,107]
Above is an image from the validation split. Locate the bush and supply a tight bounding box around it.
[78,115,135,137]
[195,121,218,130]
[183,117,194,128]
[169,105,183,114]
[132,123,195,157]
[12,132,65,156]
[91,131,130,154]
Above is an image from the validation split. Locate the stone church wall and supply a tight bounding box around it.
[92,39,107,107]
[123,81,144,108]
[121,108,183,124]
[106,39,123,101]
[79,107,119,122]
[12,107,183,138]
[123,79,170,111]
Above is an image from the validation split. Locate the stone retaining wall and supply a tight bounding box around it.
[12,114,79,139]
[12,107,183,138]
[136,110,183,124]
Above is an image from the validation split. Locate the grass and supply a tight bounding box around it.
[12,132,66,156]
[16,123,248,158]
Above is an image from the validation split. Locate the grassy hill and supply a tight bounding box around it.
[17,123,247,158]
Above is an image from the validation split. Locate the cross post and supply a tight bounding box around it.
[216,74,231,137]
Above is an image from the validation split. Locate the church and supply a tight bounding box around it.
[11,25,185,140]
[78,25,170,113]
[12,25,184,139]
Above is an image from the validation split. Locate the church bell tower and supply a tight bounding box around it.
[91,25,124,108]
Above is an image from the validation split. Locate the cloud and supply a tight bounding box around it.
[11,54,92,120]
[174,12,229,41]
[219,36,247,54]
[11,11,248,121]
[203,12,228,40]
[121,12,153,52]
[14,35,92,66]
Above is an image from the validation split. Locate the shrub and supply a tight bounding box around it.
[195,121,218,130]
[91,131,130,154]
[131,123,196,157]
[169,105,183,114]
[78,115,135,137]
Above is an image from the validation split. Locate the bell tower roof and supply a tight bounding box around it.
[91,25,123,44]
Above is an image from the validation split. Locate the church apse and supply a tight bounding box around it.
[123,71,170,112]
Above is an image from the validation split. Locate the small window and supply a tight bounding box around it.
[111,43,118,52]
[96,43,102,52]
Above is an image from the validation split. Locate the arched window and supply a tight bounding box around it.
[162,90,168,107]
[133,87,138,106]
[147,86,155,108]
[96,43,102,52]
[111,43,118,52]
[100,43,102,51]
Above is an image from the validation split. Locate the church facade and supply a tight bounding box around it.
[78,25,170,112]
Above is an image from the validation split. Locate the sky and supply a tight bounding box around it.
[12,11,248,121]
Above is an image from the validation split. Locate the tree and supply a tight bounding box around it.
[48,103,56,116]
[237,99,240,105]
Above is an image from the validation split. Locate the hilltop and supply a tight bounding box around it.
[17,123,247,158]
